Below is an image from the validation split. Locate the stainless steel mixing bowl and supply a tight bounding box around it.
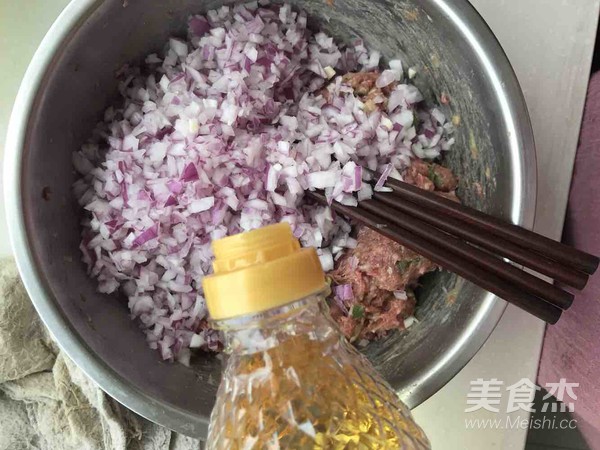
[4,0,536,438]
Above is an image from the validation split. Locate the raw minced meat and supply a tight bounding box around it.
[328,159,458,342]
[407,159,458,192]
[340,72,398,113]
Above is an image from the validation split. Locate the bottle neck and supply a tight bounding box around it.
[213,292,338,355]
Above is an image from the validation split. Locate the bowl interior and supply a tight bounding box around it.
[15,0,531,437]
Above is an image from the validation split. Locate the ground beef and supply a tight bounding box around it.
[341,71,397,113]
[363,294,416,336]
[405,159,431,187]
[341,72,380,95]
[329,227,430,341]
[406,159,458,192]
[328,158,458,342]
[353,227,436,291]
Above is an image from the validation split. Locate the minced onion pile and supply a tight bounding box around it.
[73,2,454,364]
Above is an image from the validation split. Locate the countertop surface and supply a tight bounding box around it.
[1,1,598,448]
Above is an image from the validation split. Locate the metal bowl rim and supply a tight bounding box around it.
[3,0,537,436]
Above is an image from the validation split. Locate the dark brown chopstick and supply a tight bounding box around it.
[359,198,574,310]
[368,169,600,276]
[308,191,562,324]
[373,191,589,290]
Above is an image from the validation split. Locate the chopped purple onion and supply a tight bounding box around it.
[334,284,354,301]
[74,2,454,361]
[375,163,393,190]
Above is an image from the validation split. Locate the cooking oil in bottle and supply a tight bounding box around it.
[203,223,430,449]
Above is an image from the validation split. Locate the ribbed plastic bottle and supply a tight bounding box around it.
[203,223,430,449]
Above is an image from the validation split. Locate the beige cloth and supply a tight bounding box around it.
[0,257,202,450]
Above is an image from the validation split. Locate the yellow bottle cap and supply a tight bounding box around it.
[203,223,326,320]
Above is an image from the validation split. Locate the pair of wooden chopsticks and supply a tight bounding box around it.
[308,171,599,324]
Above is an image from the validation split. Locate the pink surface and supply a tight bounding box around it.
[538,71,600,447]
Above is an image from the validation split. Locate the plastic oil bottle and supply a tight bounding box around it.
[203,223,430,449]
